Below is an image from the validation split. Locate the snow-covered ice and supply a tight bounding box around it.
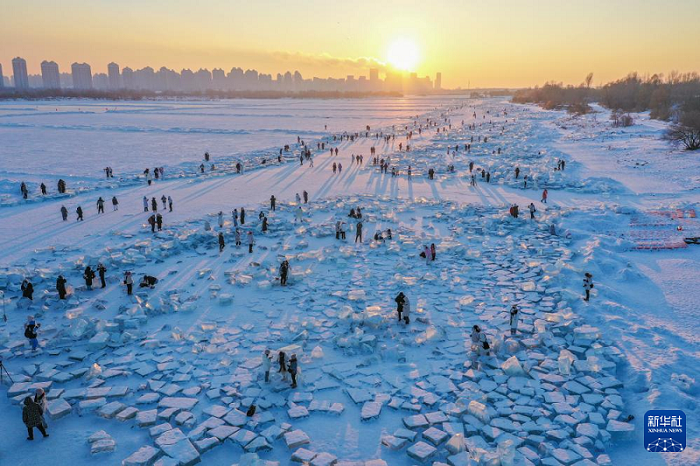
[0,97,698,466]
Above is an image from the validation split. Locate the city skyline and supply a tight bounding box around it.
[3,1,699,89]
[1,56,443,94]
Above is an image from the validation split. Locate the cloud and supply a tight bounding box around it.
[269,51,388,74]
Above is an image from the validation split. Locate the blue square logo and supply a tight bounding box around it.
[644,410,686,453]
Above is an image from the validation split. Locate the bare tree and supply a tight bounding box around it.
[663,110,700,150]
[585,73,594,89]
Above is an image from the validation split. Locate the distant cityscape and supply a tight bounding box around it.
[0,57,444,94]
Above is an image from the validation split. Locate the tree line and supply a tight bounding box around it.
[0,88,402,101]
[513,72,700,150]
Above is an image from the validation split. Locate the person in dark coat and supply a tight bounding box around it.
[151,197,158,212]
[288,354,298,388]
[123,271,133,295]
[303,191,308,204]
[240,208,246,225]
[270,195,276,211]
[76,206,83,221]
[156,213,163,231]
[97,264,107,288]
[262,216,268,232]
[112,196,119,211]
[430,243,436,261]
[218,232,225,252]
[148,214,156,233]
[394,292,406,322]
[23,396,49,440]
[278,351,287,376]
[21,279,34,300]
[140,275,158,288]
[57,179,66,194]
[21,182,28,199]
[56,275,67,299]
[96,197,105,214]
[40,183,47,195]
[355,221,363,243]
[583,273,594,301]
[60,205,68,221]
[280,259,289,286]
[83,266,96,290]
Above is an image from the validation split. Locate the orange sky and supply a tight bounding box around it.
[2,0,699,88]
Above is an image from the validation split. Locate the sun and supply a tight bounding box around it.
[387,38,420,72]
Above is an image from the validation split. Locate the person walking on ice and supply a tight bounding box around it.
[96,197,105,214]
[83,266,96,290]
[168,196,173,212]
[355,221,363,243]
[56,275,67,299]
[76,206,84,221]
[247,231,254,253]
[97,263,107,288]
[541,188,548,203]
[123,271,134,296]
[143,196,148,212]
[528,202,536,219]
[262,349,272,383]
[218,232,225,252]
[61,205,68,221]
[295,206,303,224]
[151,197,158,212]
[279,259,289,286]
[583,273,594,301]
[23,396,49,440]
[24,316,40,351]
[395,292,406,322]
[509,305,519,336]
[161,195,167,210]
[270,195,276,211]
[112,196,119,211]
[288,354,299,388]
[218,211,224,229]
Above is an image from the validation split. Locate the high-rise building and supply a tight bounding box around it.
[435,72,442,90]
[0,63,4,88]
[41,60,61,89]
[71,62,93,89]
[108,62,121,89]
[121,67,134,89]
[12,57,29,89]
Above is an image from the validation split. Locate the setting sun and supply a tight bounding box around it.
[387,38,420,72]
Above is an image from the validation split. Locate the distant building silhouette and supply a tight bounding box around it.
[108,62,121,89]
[1,56,443,94]
[71,62,93,90]
[0,63,4,89]
[12,57,29,89]
[41,60,61,89]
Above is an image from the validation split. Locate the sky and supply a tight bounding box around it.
[2,0,699,89]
